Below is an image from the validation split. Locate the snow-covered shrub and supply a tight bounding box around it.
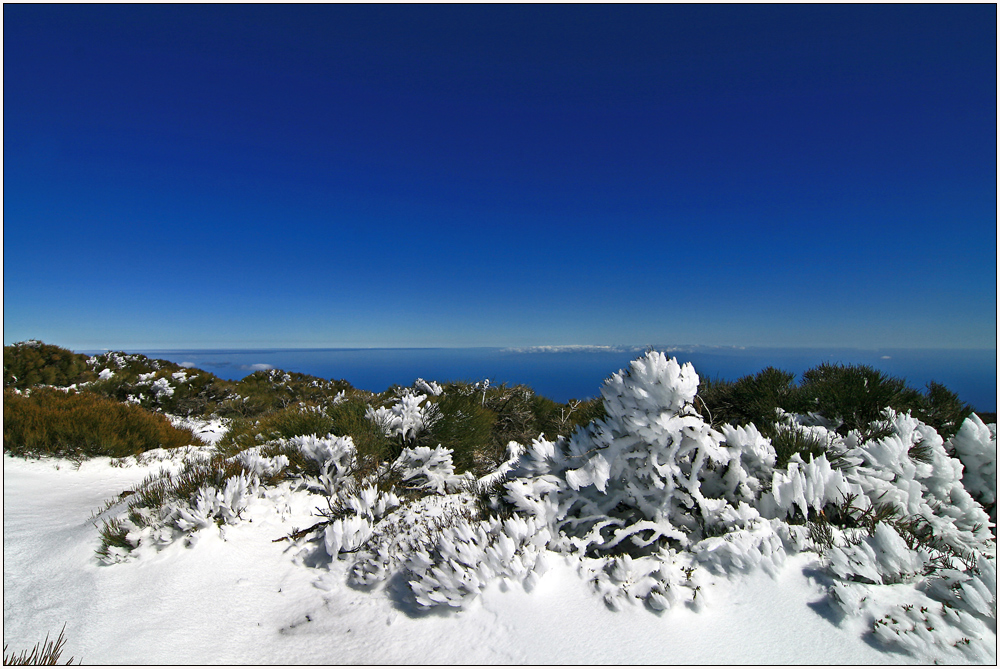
[471,441,524,521]
[830,559,997,664]
[394,445,464,494]
[290,433,357,495]
[294,433,356,472]
[174,473,255,531]
[148,377,175,399]
[586,549,707,612]
[807,411,996,661]
[504,351,773,556]
[447,351,797,610]
[870,597,995,663]
[692,504,786,576]
[236,447,291,479]
[414,378,443,396]
[85,347,994,662]
[947,414,997,525]
[720,423,776,481]
[826,521,928,585]
[920,556,997,623]
[836,410,992,558]
[324,516,374,557]
[318,484,403,555]
[758,452,859,521]
[367,392,438,442]
[406,514,551,608]
[95,452,289,561]
[348,496,472,586]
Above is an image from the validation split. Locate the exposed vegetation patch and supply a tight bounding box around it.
[219,369,354,418]
[86,351,231,418]
[4,341,95,390]
[3,388,199,458]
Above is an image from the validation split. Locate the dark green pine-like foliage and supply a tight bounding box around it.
[3,341,95,389]
[696,361,980,464]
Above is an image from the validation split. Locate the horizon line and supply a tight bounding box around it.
[35,342,998,354]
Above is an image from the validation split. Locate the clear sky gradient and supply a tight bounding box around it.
[4,4,996,350]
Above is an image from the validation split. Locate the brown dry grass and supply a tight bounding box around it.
[3,388,198,458]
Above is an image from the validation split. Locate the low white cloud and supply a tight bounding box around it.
[179,361,197,368]
[241,363,274,371]
[501,345,645,354]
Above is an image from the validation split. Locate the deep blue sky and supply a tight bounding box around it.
[4,4,996,350]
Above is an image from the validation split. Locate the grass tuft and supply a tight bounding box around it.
[3,624,77,665]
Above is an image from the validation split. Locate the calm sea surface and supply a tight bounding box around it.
[92,346,998,412]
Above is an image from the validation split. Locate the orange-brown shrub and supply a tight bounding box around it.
[3,388,198,458]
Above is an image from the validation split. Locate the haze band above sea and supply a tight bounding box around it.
[85,346,998,413]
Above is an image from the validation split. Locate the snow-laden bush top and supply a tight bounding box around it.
[506,351,776,556]
[366,392,438,441]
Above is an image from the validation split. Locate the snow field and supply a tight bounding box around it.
[3,453,899,664]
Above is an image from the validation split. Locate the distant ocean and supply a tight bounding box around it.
[86,346,998,412]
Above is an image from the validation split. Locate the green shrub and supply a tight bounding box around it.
[696,361,978,462]
[483,384,537,452]
[3,341,95,390]
[798,363,924,441]
[914,381,974,442]
[86,355,354,421]
[85,352,232,418]
[570,396,608,430]
[327,398,395,469]
[422,387,497,476]
[426,382,606,475]
[695,362,977,463]
[529,393,605,441]
[696,367,798,431]
[3,388,198,458]
[94,367,229,418]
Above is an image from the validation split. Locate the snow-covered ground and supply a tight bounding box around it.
[5,453,904,665]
